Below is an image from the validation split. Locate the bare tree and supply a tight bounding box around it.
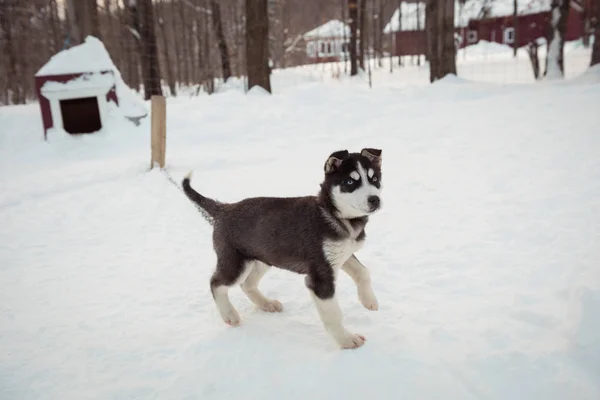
[397,0,402,66]
[211,0,232,81]
[349,0,359,75]
[66,0,100,44]
[416,0,422,66]
[513,0,518,57]
[527,41,541,79]
[156,0,176,96]
[0,0,20,104]
[544,0,570,78]
[126,0,163,99]
[246,0,271,93]
[358,0,366,70]
[591,1,600,67]
[426,0,456,82]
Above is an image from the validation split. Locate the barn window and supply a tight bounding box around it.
[307,41,316,57]
[341,42,349,53]
[504,27,515,44]
[60,97,101,134]
[467,30,478,43]
[319,41,326,56]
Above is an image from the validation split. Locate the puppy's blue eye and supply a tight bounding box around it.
[345,179,355,185]
[372,176,378,182]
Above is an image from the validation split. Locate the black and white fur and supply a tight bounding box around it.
[182,148,383,349]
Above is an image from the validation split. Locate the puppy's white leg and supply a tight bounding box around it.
[342,254,378,311]
[240,261,283,312]
[309,290,366,349]
[213,285,241,326]
[211,263,252,326]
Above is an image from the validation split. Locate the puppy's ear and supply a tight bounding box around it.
[324,150,349,174]
[361,148,382,168]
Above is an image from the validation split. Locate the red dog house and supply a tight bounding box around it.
[35,37,119,139]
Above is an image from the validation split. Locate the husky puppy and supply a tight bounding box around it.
[182,148,383,349]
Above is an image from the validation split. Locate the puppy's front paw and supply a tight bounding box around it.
[338,333,366,349]
[260,299,283,313]
[358,286,379,311]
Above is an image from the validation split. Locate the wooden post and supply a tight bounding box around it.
[150,95,166,169]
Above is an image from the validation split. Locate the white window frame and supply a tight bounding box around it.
[467,30,478,43]
[504,27,515,44]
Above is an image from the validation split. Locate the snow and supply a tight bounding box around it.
[1,59,600,399]
[303,20,350,39]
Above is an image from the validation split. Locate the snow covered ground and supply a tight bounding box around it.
[1,62,600,399]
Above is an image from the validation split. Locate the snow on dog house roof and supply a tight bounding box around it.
[35,36,115,77]
[34,36,146,139]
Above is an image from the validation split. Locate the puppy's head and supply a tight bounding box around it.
[322,148,383,219]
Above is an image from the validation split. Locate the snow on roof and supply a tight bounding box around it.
[40,73,115,93]
[384,0,551,33]
[303,20,350,39]
[35,36,115,76]
[383,3,426,33]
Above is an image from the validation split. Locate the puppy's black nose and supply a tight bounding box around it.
[368,195,380,210]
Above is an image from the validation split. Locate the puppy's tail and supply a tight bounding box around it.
[182,171,223,225]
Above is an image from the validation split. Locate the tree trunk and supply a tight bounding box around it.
[513,0,518,57]
[49,0,62,53]
[245,0,271,93]
[349,0,359,75]
[0,0,20,104]
[544,0,570,78]
[527,41,540,79]
[211,0,232,81]
[397,0,402,66]
[169,0,181,88]
[342,0,348,74]
[358,0,367,70]
[87,0,101,39]
[377,0,383,67]
[426,0,456,83]
[591,2,600,67]
[65,0,81,44]
[66,0,100,44]
[178,1,191,86]
[137,0,163,99]
[203,7,215,94]
[156,0,176,96]
[582,6,590,47]
[416,0,421,66]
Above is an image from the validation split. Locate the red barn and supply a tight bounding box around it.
[387,0,596,58]
[466,6,591,48]
[34,37,120,139]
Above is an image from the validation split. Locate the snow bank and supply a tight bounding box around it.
[462,40,515,56]
[569,64,600,84]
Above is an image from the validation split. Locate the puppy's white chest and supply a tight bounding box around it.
[323,237,364,269]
